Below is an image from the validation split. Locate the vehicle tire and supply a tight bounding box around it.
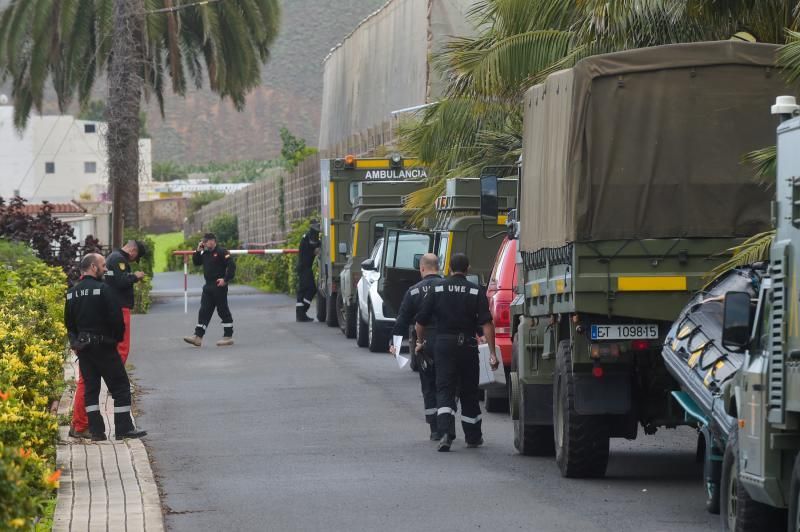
[554,340,610,478]
[337,292,356,338]
[484,388,509,413]
[325,291,338,327]
[789,453,800,532]
[512,335,554,456]
[368,305,389,353]
[356,302,369,348]
[720,428,781,531]
[316,291,326,323]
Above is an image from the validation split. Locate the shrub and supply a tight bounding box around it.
[0,245,66,529]
[188,191,225,215]
[0,198,80,274]
[208,214,239,248]
[234,215,316,295]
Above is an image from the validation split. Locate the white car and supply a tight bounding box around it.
[356,231,434,352]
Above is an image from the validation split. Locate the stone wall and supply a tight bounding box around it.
[139,198,188,234]
[187,155,320,246]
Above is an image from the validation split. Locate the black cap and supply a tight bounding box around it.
[135,240,148,259]
[309,219,320,231]
[203,232,217,241]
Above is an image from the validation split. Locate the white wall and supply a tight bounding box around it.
[0,105,34,198]
[0,105,153,202]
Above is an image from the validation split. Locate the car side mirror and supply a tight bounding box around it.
[413,254,422,269]
[480,175,499,221]
[338,242,348,256]
[466,274,481,286]
[361,258,376,271]
[722,291,752,353]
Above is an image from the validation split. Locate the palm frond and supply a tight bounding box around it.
[707,230,775,282]
[743,145,777,188]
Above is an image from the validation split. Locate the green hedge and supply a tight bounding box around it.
[234,216,316,294]
[0,241,66,529]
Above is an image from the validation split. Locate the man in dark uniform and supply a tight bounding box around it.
[183,233,236,347]
[296,219,321,322]
[389,253,442,440]
[71,239,147,438]
[416,253,498,452]
[65,254,146,441]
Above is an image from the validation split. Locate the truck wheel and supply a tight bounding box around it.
[790,453,800,532]
[514,377,555,456]
[554,340,610,478]
[484,388,509,413]
[356,301,368,348]
[337,293,356,338]
[316,292,326,323]
[511,334,554,456]
[367,305,389,353]
[720,428,779,531]
[325,292,338,327]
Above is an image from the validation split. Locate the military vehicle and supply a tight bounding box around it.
[479,41,787,478]
[428,177,517,283]
[373,177,517,352]
[663,96,800,530]
[318,155,427,326]
[336,180,425,338]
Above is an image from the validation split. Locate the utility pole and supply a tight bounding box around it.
[108,0,145,247]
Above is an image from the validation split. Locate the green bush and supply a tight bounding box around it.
[234,215,316,295]
[208,214,239,247]
[0,243,66,529]
[188,191,225,215]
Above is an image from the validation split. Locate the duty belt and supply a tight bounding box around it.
[438,332,478,347]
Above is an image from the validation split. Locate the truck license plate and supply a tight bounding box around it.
[591,324,659,340]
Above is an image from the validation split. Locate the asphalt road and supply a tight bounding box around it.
[132,274,716,532]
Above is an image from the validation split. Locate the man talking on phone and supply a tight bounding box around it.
[183,233,236,347]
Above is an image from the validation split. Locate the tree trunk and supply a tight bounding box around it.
[107,0,145,247]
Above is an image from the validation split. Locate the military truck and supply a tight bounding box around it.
[479,41,786,478]
[318,155,427,326]
[663,97,800,531]
[428,177,517,283]
[373,177,517,354]
[336,180,425,338]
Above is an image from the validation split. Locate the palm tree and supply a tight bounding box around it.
[0,0,280,245]
[401,0,800,224]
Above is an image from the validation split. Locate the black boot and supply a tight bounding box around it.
[113,411,146,440]
[296,308,313,322]
[429,422,441,441]
[437,433,454,452]
[87,410,106,441]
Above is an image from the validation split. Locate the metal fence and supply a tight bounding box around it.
[186,155,321,246]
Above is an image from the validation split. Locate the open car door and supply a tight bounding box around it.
[378,229,435,316]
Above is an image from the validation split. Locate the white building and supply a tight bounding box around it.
[0,98,152,202]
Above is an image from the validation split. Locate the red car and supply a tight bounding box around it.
[484,236,517,412]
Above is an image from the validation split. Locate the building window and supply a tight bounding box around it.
[84,161,97,174]
[84,123,96,134]
[45,162,55,174]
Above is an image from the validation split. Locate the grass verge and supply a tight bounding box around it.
[148,232,184,273]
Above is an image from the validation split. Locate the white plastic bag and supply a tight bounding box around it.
[478,343,506,389]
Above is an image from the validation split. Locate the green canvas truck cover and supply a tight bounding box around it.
[520,41,788,252]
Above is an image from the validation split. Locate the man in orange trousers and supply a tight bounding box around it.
[70,240,147,438]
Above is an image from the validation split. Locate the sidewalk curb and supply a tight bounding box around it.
[53,357,165,532]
